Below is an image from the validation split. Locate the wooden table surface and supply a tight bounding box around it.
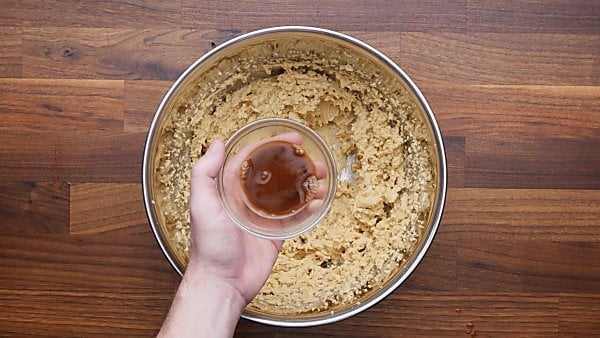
[1,1,599,337]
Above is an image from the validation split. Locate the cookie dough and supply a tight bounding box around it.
[155,40,434,314]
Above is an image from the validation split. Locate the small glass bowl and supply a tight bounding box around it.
[217,118,337,240]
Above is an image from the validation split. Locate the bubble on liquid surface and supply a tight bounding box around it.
[257,170,272,184]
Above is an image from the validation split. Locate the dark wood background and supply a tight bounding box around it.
[1,1,599,336]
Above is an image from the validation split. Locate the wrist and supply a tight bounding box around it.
[183,263,247,314]
[158,264,246,338]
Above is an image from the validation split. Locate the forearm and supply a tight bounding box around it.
[158,267,246,338]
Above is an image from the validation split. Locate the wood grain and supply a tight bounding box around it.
[0,79,124,132]
[0,233,177,336]
[443,188,600,240]
[400,237,457,292]
[466,0,600,33]
[398,33,599,86]
[465,136,600,189]
[425,85,600,138]
[124,80,171,132]
[0,131,145,183]
[1,0,182,28]
[444,136,465,188]
[0,27,21,77]
[182,1,467,32]
[70,183,147,235]
[457,239,600,293]
[0,234,178,292]
[236,293,558,337]
[0,288,167,336]
[0,182,69,234]
[1,1,599,335]
[22,29,240,80]
[559,293,600,336]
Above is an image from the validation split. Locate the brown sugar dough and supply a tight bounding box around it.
[155,44,434,314]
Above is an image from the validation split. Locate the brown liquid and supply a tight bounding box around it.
[240,140,318,216]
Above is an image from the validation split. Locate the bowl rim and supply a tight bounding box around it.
[142,25,447,327]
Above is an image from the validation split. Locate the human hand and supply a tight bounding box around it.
[160,136,327,338]
[187,139,283,304]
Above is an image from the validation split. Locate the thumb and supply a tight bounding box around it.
[190,140,225,223]
[191,140,225,181]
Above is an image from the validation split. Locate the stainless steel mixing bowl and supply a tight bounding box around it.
[143,26,447,327]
